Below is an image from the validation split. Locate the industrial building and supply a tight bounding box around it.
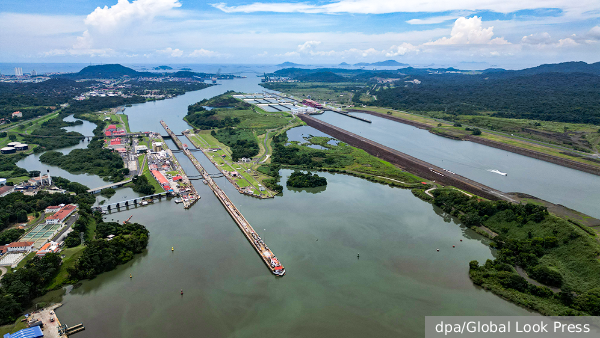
[5,242,35,253]
[14,143,28,151]
[45,204,77,225]
[135,145,149,153]
[36,242,60,256]
[1,147,16,154]
[0,185,14,197]
[3,326,43,338]
[7,142,20,147]
[152,142,163,152]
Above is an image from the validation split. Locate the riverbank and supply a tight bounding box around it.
[350,109,600,177]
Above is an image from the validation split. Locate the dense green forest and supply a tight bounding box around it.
[67,222,149,281]
[360,73,600,124]
[131,175,155,195]
[39,148,127,182]
[212,128,259,161]
[430,189,600,315]
[0,228,25,245]
[286,171,327,188]
[0,253,62,325]
[185,92,247,129]
[21,113,86,153]
[0,153,29,179]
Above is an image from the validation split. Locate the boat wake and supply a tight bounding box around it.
[487,169,507,176]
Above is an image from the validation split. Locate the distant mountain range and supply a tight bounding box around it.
[54,64,213,79]
[354,60,409,67]
[277,62,304,67]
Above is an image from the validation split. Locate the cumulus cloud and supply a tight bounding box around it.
[386,43,419,56]
[588,26,600,40]
[521,32,552,45]
[424,16,509,45]
[42,48,116,57]
[298,41,321,52]
[212,0,600,15]
[188,49,222,57]
[85,0,182,32]
[156,47,183,57]
[406,16,459,25]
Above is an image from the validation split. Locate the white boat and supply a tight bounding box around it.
[488,169,507,176]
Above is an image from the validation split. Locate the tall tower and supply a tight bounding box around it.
[31,70,37,76]
[47,169,52,186]
[14,67,23,76]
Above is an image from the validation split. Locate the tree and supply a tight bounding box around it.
[471,128,482,136]
[8,134,16,141]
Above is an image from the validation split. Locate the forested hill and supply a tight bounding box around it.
[364,72,600,124]
[55,64,213,79]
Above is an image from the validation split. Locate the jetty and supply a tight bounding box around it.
[155,134,200,209]
[160,121,285,276]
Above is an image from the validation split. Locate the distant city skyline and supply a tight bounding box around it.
[1,0,600,68]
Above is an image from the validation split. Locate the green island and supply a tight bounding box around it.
[286,171,327,188]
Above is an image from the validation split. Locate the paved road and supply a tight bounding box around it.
[0,266,7,280]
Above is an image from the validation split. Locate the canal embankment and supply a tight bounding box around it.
[299,114,514,201]
[160,121,285,276]
[349,109,600,177]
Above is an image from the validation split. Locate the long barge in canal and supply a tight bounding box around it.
[160,121,285,276]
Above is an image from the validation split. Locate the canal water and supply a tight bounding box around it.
[316,112,600,218]
[20,74,600,337]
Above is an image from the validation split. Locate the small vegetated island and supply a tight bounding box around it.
[286,171,327,188]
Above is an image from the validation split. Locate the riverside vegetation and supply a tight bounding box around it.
[428,189,600,316]
[286,171,327,188]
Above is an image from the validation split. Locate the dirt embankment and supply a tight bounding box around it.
[298,114,512,201]
[349,109,600,177]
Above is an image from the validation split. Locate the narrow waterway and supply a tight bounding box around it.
[316,112,600,218]
[15,114,142,204]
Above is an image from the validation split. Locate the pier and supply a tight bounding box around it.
[160,121,285,276]
[155,134,200,209]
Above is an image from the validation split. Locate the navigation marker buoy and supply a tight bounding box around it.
[437,249,440,252]
[453,245,455,248]
[130,274,132,278]
[181,289,183,296]
[460,239,462,242]
[172,247,174,252]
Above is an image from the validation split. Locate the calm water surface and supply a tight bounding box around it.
[316,112,600,218]
[20,75,583,337]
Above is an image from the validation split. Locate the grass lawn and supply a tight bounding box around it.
[0,316,28,336]
[46,245,86,290]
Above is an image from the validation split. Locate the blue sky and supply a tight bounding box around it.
[1,0,600,68]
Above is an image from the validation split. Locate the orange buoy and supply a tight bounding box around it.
[180,289,183,295]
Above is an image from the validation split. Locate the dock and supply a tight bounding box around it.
[160,121,285,276]
[155,134,200,209]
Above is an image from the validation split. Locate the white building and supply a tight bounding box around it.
[14,67,23,76]
[6,242,35,253]
[45,205,62,214]
[45,204,77,225]
[135,145,149,153]
[36,242,60,256]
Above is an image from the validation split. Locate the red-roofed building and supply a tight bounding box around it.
[0,246,7,254]
[110,138,121,146]
[106,124,117,131]
[6,241,35,253]
[150,170,169,186]
[12,111,22,118]
[104,130,112,137]
[115,148,127,153]
[172,175,182,181]
[112,130,126,136]
[37,242,60,256]
[46,204,77,225]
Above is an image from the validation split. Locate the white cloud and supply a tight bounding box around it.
[521,32,552,45]
[386,43,419,56]
[556,37,578,47]
[85,0,182,31]
[156,47,184,57]
[212,0,600,15]
[588,26,600,40]
[298,41,321,52]
[42,48,116,58]
[424,16,509,45]
[406,16,459,25]
[188,49,222,57]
